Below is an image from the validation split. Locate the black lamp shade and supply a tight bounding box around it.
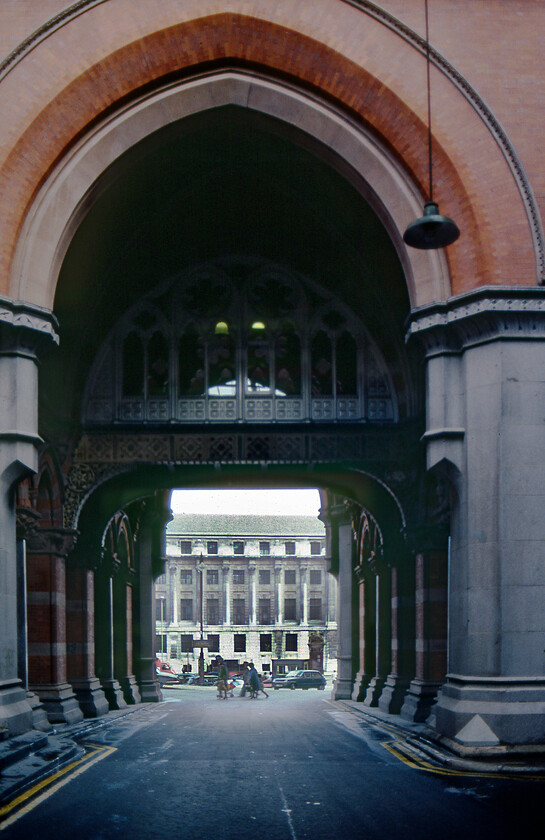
[403,201,460,249]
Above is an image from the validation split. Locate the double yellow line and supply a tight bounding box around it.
[382,739,545,782]
[0,743,116,831]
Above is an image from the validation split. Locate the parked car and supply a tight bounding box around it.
[155,660,183,685]
[272,670,326,690]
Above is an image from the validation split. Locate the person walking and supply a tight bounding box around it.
[247,663,268,699]
[216,658,229,699]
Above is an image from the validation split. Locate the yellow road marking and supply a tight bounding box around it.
[0,743,116,830]
[382,740,545,782]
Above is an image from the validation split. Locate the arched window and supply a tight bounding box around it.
[336,331,357,396]
[311,331,333,396]
[247,325,270,393]
[208,333,236,396]
[275,325,301,396]
[178,327,204,396]
[147,331,169,396]
[122,332,144,396]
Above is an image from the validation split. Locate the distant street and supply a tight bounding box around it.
[1,687,543,839]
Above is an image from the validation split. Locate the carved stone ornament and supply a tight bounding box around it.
[16,505,41,540]
[26,526,78,556]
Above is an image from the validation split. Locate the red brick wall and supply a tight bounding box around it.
[0,3,540,302]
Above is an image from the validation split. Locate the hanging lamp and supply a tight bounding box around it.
[403,0,460,250]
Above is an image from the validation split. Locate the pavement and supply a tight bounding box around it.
[2,688,545,815]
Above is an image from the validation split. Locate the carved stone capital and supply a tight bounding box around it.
[16,506,41,540]
[26,526,78,557]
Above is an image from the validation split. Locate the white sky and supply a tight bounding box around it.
[170,488,321,516]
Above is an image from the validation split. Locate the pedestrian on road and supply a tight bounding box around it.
[239,662,250,697]
[216,658,229,699]
[247,663,268,698]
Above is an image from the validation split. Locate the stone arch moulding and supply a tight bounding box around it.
[1,4,542,298]
[11,70,448,312]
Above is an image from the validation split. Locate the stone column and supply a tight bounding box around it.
[300,565,309,625]
[95,559,127,710]
[0,302,57,735]
[379,558,415,714]
[400,548,447,721]
[26,527,84,724]
[408,290,545,751]
[352,569,374,701]
[133,498,164,702]
[113,563,140,705]
[323,502,356,700]
[275,566,283,624]
[66,559,109,718]
[364,567,391,707]
[249,565,257,626]
[222,565,231,625]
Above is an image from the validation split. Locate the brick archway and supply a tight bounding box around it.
[1,5,538,311]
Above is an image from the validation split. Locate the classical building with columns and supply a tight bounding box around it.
[156,513,336,675]
[0,1,544,759]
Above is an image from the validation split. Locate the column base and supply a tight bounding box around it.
[138,679,163,703]
[27,690,52,732]
[351,671,371,702]
[332,656,354,699]
[70,678,109,718]
[363,676,386,707]
[100,679,128,710]
[119,675,141,705]
[0,679,34,735]
[378,675,411,715]
[433,674,545,752]
[30,682,84,725]
[400,678,443,723]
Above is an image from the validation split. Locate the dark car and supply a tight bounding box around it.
[272,669,326,690]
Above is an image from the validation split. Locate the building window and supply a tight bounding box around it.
[233,540,245,555]
[207,541,218,555]
[259,541,270,555]
[181,634,193,653]
[309,598,322,620]
[207,569,219,585]
[207,634,220,652]
[285,541,296,555]
[233,598,246,624]
[156,574,166,584]
[285,569,296,585]
[284,598,297,621]
[258,569,270,585]
[180,569,192,585]
[260,634,272,652]
[234,634,246,653]
[180,540,192,555]
[207,598,219,625]
[156,598,167,621]
[232,570,245,585]
[258,598,271,624]
[180,599,193,621]
[310,541,322,555]
[155,634,167,654]
[285,633,298,652]
[310,570,322,585]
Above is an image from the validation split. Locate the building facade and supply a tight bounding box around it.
[0,2,544,758]
[155,514,336,676]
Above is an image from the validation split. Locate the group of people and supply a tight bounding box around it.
[216,660,269,699]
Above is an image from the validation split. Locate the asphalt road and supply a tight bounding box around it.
[1,687,543,839]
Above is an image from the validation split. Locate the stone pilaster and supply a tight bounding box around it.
[26,527,84,724]
[0,301,57,735]
[322,501,357,700]
[408,289,545,751]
